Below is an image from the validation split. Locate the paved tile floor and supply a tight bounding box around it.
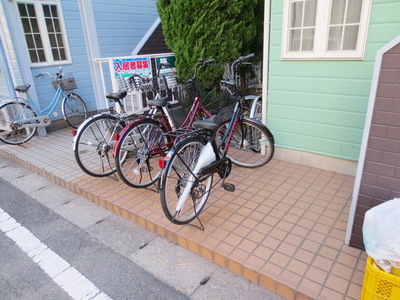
[0,128,368,300]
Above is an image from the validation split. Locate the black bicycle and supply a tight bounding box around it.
[158,54,275,226]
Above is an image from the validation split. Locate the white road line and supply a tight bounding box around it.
[0,207,112,300]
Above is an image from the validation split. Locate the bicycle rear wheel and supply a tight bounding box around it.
[159,136,213,225]
[115,118,170,188]
[62,92,88,129]
[0,101,38,145]
[74,114,125,177]
[217,116,275,168]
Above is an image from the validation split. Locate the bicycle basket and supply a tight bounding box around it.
[52,77,77,91]
[206,92,237,123]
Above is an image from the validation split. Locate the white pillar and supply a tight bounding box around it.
[262,0,271,124]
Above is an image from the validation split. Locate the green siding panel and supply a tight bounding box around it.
[267,0,400,161]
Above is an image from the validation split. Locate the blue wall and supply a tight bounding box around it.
[32,0,159,118]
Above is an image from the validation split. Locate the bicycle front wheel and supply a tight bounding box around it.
[0,101,38,145]
[62,93,88,129]
[74,114,125,177]
[217,116,275,168]
[115,118,170,188]
[159,136,213,225]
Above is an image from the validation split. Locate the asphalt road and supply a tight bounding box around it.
[0,155,285,300]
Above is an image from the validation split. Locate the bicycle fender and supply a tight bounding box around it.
[72,113,119,151]
[242,116,275,144]
[248,95,261,119]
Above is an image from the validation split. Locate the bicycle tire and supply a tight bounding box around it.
[159,135,213,225]
[62,92,88,129]
[217,116,275,168]
[74,114,125,177]
[0,101,38,145]
[114,118,170,188]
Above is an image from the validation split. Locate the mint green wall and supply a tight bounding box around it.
[267,0,400,161]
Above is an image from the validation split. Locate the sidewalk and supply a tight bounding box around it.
[0,128,367,300]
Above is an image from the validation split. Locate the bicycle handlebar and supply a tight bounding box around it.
[35,67,64,80]
[230,53,254,78]
[237,53,255,62]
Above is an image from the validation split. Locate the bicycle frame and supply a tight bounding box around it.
[27,85,66,117]
[15,85,69,128]
[113,93,212,158]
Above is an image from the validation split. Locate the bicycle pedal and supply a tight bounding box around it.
[223,183,235,192]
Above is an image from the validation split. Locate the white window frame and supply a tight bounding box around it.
[282,0,372,60]
[15,0,72,67]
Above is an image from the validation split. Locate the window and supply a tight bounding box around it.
[17,1,71,66]
[282,0,371,60]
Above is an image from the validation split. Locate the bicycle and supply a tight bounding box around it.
[113,59,216,189]
[72,90,130,177]
[72,65,170,177]
[0,68,87,145]
[158,54,275,226]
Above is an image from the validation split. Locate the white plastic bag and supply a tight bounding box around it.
[363,198,400,267]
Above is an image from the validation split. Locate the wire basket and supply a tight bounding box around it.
[205,92,238,123]
[52,76,77,91]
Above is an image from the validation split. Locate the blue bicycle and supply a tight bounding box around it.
[0,68,87,145]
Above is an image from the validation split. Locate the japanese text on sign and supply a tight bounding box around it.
[113,57,152,78]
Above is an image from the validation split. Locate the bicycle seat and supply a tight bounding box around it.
[106,91,127,101]
[14,84,31,93]
[193,115,218,131]
[147,97,168,107]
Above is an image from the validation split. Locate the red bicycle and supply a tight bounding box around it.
[113,59,215,188]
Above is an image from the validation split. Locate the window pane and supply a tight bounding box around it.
[347,0,362,23]
[53,19,61,32]
[59,49,66,60]
[327,26,343,50]
[52,49,60,61]
[27,4,36,17]
[37,50,46,62]
[51,5,58,17]
[29,50,38,63]
[18,3,27,17]
[22,19,32,33]
[56,34,64,47]
[343,25,359,50]
[330,0,346,25]
[302,28,315,51]
[290,1,303,28]
[304,0,317,27]
[43,5,50,17]
[31,19,39,33]
[289,29,301,51]
[46,18,55,32]
[49,34,56,47]
[26,35,34,48]
[34,34,43,48]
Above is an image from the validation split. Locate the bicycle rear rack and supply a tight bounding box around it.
[161,126,206,148]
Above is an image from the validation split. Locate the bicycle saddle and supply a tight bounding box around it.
[193,115,218,131]
[147,97,168,107]
[14,84,31,93]
[106,91,127,101]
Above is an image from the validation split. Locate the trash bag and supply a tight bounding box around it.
[363,198,400,270]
